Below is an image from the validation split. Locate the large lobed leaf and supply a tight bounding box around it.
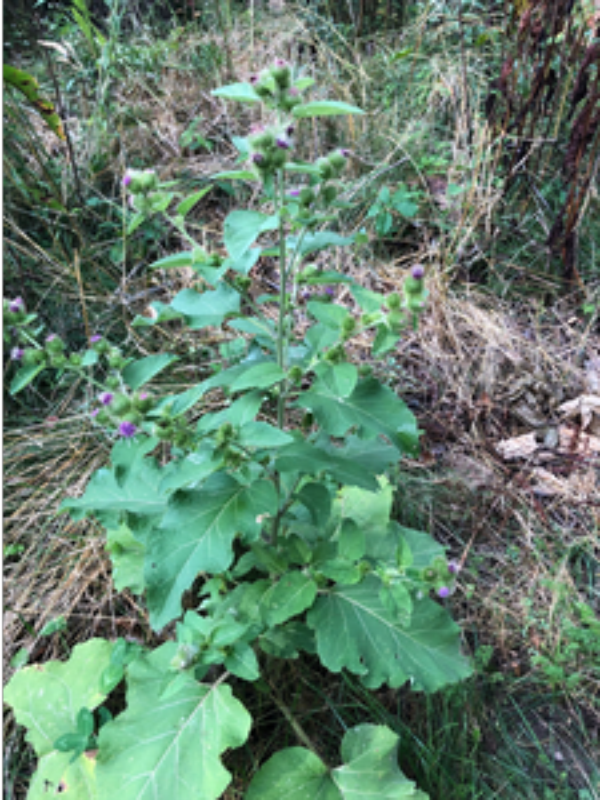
[140,474,278,629]
[297,376,420,455]
[97,645,251,800]
[245,724,428,799]
[308,576,472,691]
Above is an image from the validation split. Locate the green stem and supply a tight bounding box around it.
[276,169,288,430]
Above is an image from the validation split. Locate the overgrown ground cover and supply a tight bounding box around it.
[3,1,600,798]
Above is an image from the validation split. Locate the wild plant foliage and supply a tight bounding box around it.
[5,62,471,799]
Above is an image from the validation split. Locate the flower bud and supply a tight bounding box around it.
[316,157,335,181]
[45,334,65,353]
[271,59,291,89]
[328,149,347,172]
[118,421,137,438]
[50,354,68,368]
[322,185,338,205]
[387,293,401,311]
[69,353,82,367]
[299,187,315,206]
[22,348,45,366]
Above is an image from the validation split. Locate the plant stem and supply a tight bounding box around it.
[276,169,288,430]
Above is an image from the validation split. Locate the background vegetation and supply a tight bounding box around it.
[3,0,599,797]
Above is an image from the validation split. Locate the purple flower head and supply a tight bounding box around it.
[139,392,149,400]
[324,286,335,297]
[339,149,350,157]
[437,586,450,599]
[448,560,461,575]
[9,297,25,313]
[45,334,58,343]
[90,334,102,344]
[274,58,287,67]
[90,408,100,418]
[276,137,290,149]
[251,152,264,164]
[249,123,264,134]
[301,290,312,301]
[123,171,132,188]
[118,421,137,438]
[250,74,259,84]
[99,392,114,406]
[411,264,425,280]
[288,88,299,97]
[286,125,296,137]
[288,189,301,197]
[11,347,24,361]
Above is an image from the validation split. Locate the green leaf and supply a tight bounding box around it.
[176,186,212,217]
[259,572,318,626]
[291,231,355,257]
[148,250,205,271]
[10,363,44,395]
[224,210,279,260]
[4,64,65,140]
[197,392,264,435]
[96,645,252,800]
[229,362,286,392]
[238,421,294,448]
[276,441,379,491]
[292,100,365,118]
[297,377,419,455]
[308,576,472,690]
[170,283,241,329]
[246,724,428,800]
[39,615,67,637]
[211,82,261,104]
[4,639,113,757]
[141,475,278,629]
[106,524,146,593]
[122,353,178,390]
[27,751,97,800]
[60,438,167,527]
[211,170,257,181]
[293,76,316,90]
[333,724,429,798]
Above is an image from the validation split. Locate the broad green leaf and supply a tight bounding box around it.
[229,362,286,392]
[238,421,294,448]
[297,377,419,455]
[141,474,278,629]
[339,481,394,541]
[259,621,316,659]
[28,751,97,800]
[224,246,262,275]
[246,748,338,800]
[317,363,358,398]
[170,283,241,329]
[97,646,251,800]
[106,524,146,593]
[308,576,472,690]
[148,250,206,271]
[258,572,318,626]
[224,641,260,681]
[288,231,355,257]
[81,349,99,366]
[224,210,279,260]
[292,100,365,118]
[276,441,379,491]
[333,724,429,799]
[350,284,384,313]
[303,269,356,286]
[211,170,257,181]
[197,392,263,435]
[10,364,44,395]
[228,316,277,340]
[4,65,65,140]
[60,438,167,527]
[293,76,316,90]
[307,301,350,328]
[122,353,177,390]
[211,82,261,103]
[246,724,428,800]
[176,186,212,217]
[5,639,113,757]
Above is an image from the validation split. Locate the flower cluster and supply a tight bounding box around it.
[249,59,302,113]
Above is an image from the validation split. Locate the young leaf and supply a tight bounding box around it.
[176,186,212,218]
[4,639,113,757]
[292,100,365,118]
[211,82,261,103]
[224,210,279,260]
[10,364,44,395]
[96,645,252,800]
[106,524,146,594]
[211,170,257,181]
[122,353,178,390]
[170,283,241,329]
[308,576,472,690]
[228,362,286,393]
[258,572,318,626]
